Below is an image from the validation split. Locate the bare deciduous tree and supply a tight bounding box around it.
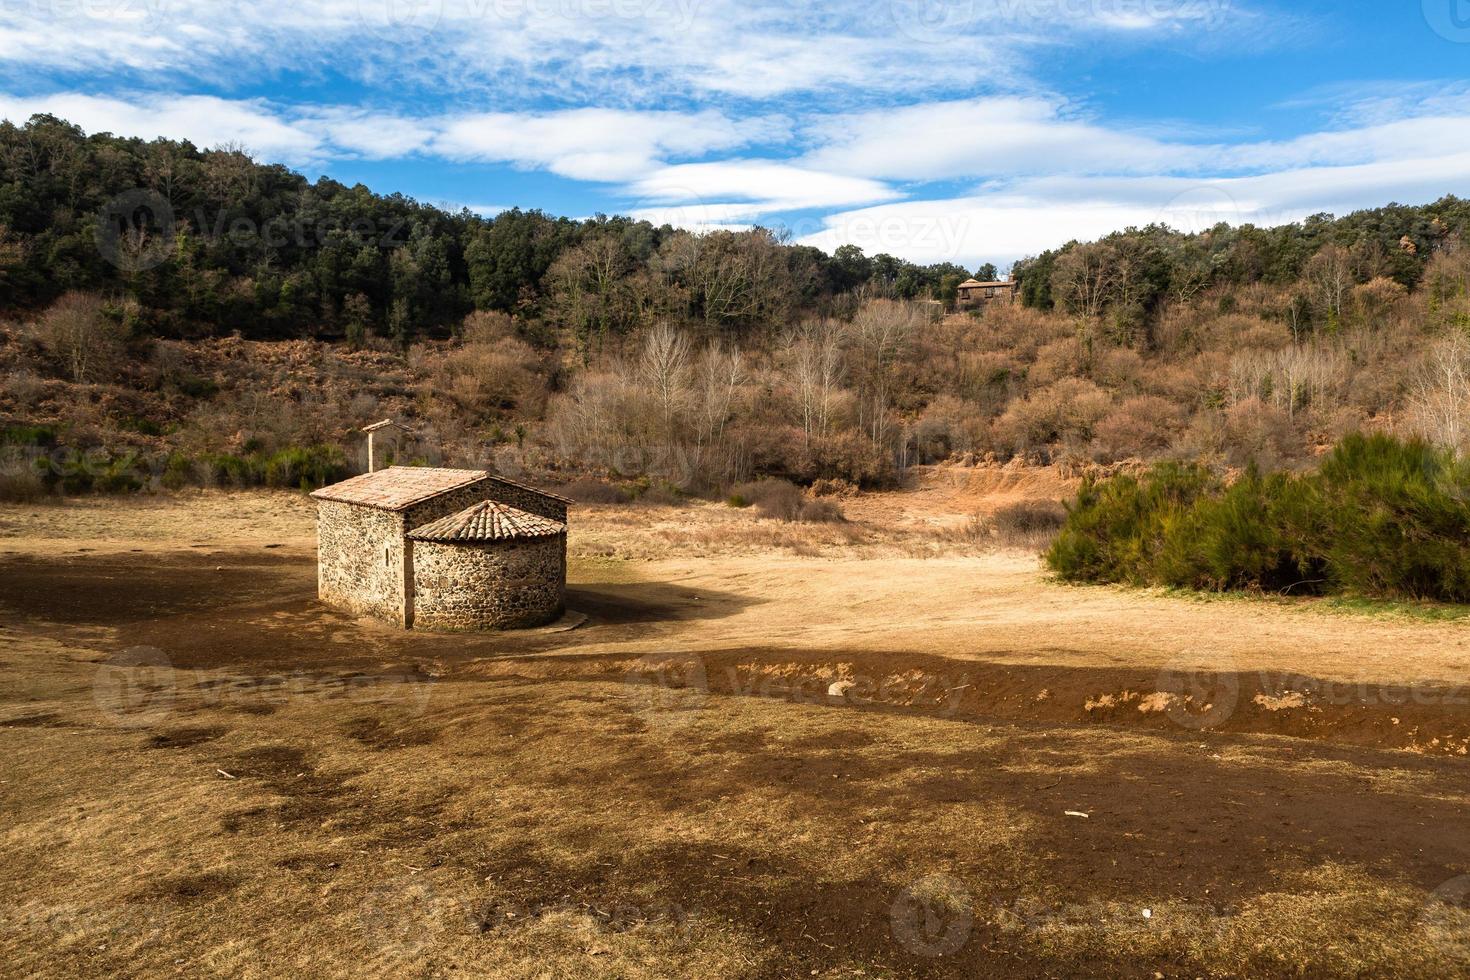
[37,292,124,383]
[639,322,692,453]
[693,341,744,448]
[849,299,918,448]
[1050,242,1119,319]
[1302,244,1354,324]
[547,233,634,356]
[786,319,844,442]
[1409,335,1470,454]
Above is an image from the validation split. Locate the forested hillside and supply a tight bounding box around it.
[2,113,1470,502]
[0,114,974,346]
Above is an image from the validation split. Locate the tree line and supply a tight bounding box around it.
[0,115,973,346]
[9,113,1464,353]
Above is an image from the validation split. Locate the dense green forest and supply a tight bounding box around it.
[0,114,974,345]
[2,113,1467,348]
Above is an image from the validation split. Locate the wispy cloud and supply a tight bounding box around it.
[626,161,900,219]
[0,0,1261,102]
[431,109,784,181]
[0,94,779,177]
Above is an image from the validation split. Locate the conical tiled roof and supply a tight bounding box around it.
[407,500,566,542]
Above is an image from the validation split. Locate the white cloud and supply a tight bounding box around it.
[803,96,1187,181]
[799,151,1470,267]
[0,92,325,161]
[301,108,438,160]
[431,108,776,181]
[0,94,774,177]
[803,92,1470,191]
[626,161,900,217]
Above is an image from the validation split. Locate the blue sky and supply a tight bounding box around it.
[2,1,1469,270]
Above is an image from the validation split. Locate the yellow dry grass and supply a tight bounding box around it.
[2,475,1469,977]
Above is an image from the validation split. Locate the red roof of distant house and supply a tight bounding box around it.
[408,500,566,542]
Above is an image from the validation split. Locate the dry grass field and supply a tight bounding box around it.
[2,466,1469,978]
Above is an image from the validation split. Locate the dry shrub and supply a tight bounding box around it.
[994,378,1112,456]
[912,395,985,462]
[946,499,1067,551]
[1029,337,1088,387]
[0,456,45,503]
[1152,300,1211,354]
[1205,313,1290,352]
[0,367,45,413]
[1223,396,1299,468]
[1142,361,1208,403]
[459,310,516,345]
[429,311,545,416]
[728,478,842,522]
[797,498,845,523]
[1092,347,1145,392]
[992,499,1067,535]
[559,477,626,504]
[1352,276,1408,325]
[809,478,856,497]
[982,303,1071,360]
[34,292,128,383]
[1091,395,1185,462]
[731,478,804,521]
[956,349,1022,415]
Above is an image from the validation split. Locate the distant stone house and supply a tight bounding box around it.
[957,278,1018,310]
[311,466,571,631]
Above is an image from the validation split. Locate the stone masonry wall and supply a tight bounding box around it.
[317,500,408,625]
[411,534,566,631]
[401,480,499,531]
[318,477,567,630]
[483,477,569,523]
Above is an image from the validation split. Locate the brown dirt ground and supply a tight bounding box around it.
[2,470,1469,978]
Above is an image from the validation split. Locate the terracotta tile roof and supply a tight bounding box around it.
[311,466,489,511]
[408,500,566,542]
[959,279,1015,289]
